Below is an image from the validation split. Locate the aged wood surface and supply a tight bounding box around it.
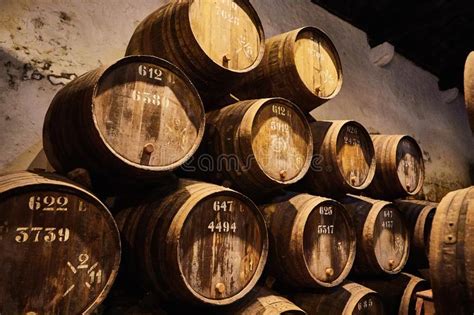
[465,52,474,132]
[0,171,121,315]
[429,186,474,315]
[261,193,356,288]
[115,179,268,306]
[43,56,204,183]
[341,195,410,275]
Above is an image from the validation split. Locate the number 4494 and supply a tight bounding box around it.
[208,221,236,233]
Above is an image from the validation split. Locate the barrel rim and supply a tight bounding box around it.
[395,135,425,196]
[292,26,343,100]
[0,170,121,314]
[91,55,205,172]
[186,0,266,74]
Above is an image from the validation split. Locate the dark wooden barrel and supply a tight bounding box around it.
[394,199,436,269]
[231,26,343,112]
[189,98,313,195]
[340,195,410,276]
[429,186,474,315]
[260,193,356,288]
[366,135,425,199]
[43,56,205,184]
[115,179,268,306]
[0,171,121,314]
[465,52,474,131]
[291,281,385,315]
[126,0,265,103]
[359,273,430,315]
[300,120,376,196]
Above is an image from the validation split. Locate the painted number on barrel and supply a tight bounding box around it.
[272,105,291,117]
[138,65,163,81]
[382,221,394,229]
[213,200,234,212]
[317,225,334,234]
[357,299,374,311]
[208,221,237,233]
[216,0,239,26]
[271,120,289,133]
[29,195,68,211]
[382,210,394,229]
[15,227,70,243]
[319,206,333,216]
[131,90,170,107]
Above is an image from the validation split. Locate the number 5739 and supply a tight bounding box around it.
[15,227,70,243]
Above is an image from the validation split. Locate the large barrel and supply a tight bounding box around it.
[359,273,430,315]
[394,199,436,269]
[300,120,376,196]
[291,281,385,315]
[189,98,313,195]
[43,56,205,185]
[0,171,120,314]
[366,135,425,199]
[260,193,356,288]
[340,195,410,275]
[126,0,265,103]
[115,180,268,306]
[464,52,474,131]
[429,186,474,315]
[231,26,343,111]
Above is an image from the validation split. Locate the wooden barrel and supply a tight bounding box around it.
[260,193,356,288]
[291,281,385,314]
[429,186,474,315]
[366,135,424,199]
[0,171,120,314]
[231,26,343,112]
[220,286,306,315]
[464,51,474,131]
[359,273,430,315]
[126,0,265,103]
[115,179,268,306]
[340,195,410,275]
[300,120,376,196]
[394,199,436,269]
[190,98,313,195]
[43,56,205,186]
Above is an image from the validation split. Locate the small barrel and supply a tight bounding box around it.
[464,52,474,131]
[359,273,430,315]
[366,135,425,199]
[291,281,385,315]
[429,186,474,315]
[43,56,205,184]
[126,0,265,102]
[231,26,343,111]
[340,195,410,275]
[260,193,356,288]
[394,199,436,269]
[301,120,376,196]
[115,180,268,306]
[191,98,313,195]
[0,171,121,314]
[220,286,306,315]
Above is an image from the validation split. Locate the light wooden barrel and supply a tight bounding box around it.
[301,120,376,196]
[291,281,385,315]
[429,186,474,315]
[193,98,313,195]
[394,199,436,269]
[464,52,474,131]
[340,195,410,275]
[43,56,205,184]
[126,0,265,103]
[260,193,356,288]
[366,135,424,199]
[231,26,343,111]
[359,273,430,315]
[115,179,268,306]
[0,171,121,314]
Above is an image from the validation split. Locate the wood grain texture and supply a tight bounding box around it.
[291,281,385,315]
[229,27,343,112]
[340,195,410,276]
[366,135,424,199]
[0,171,120,315]
[189,98,313,196]
[125,0,265,104]
[359,273,429,315]
[300,120,376,196]
[260,193,356,288]
[115,179,268,306]
[43,56,205,183]
[429,186,474,315]
[464,52,474,132]
[394,199,436,270]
